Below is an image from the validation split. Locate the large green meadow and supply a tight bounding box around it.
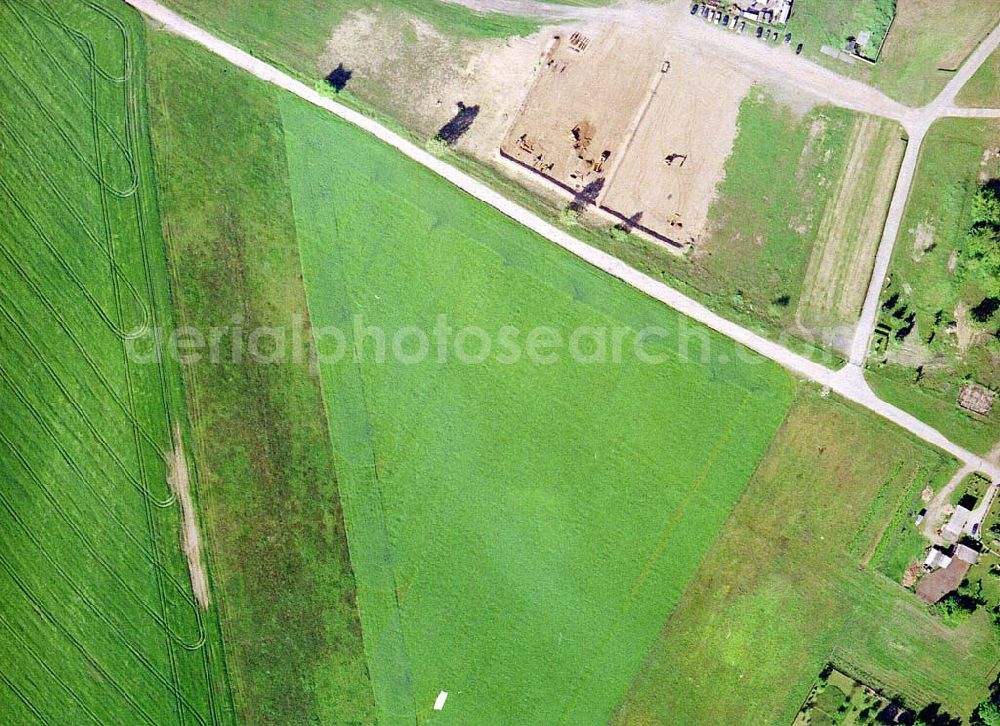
[0,1,232,723]
[613,389,999,724]
[283,95,794,723]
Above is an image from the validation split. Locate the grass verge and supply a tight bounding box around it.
[145,28,375,725]
[958,46,1000,108]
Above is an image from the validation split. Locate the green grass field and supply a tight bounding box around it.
[612,389,999,725]
[787,0,895,61]
[958,46,1000,108]
[800,0,1000,106]
[161,0,538,80]
[0,1,233,723]
[674,91,903,357]
[866,117,1000,455]
[144,30,375,725]
[281,90,795,723]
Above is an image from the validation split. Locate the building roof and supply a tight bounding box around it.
[955,544,980,564]
[943,506,972,542]
[916,558,971,604]
[924,548,952,570]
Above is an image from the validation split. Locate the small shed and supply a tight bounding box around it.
[959,383,995,416]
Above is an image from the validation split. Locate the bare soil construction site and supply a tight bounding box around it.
[500,23,752,247]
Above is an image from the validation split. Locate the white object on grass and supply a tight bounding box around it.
[434,691,448,711]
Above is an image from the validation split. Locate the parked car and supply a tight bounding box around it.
[784,33,792,44]
[715,12,722,24]
[738,20,746,33]
[722,14,729,25]
[701,6,709,17]
[690,3,699,15]
[796,42,803,54]
[756,25,763,38]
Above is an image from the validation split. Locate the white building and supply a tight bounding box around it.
[924,547,952,571]
[943,505,972,543]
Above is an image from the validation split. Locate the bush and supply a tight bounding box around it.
[558,207,579,227]
[933,590,981,626]
[961,182,1000,298]
[324,63,352,92]
[974,698,1000,726]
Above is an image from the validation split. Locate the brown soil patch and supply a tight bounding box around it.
[501,22,751,244]
[167,422,210,609]
[954,302,975,353]
[911,221,934,262]
[500,24,665,193]
[321,8,550,159]
[886,326,935,368]
[598,44,752,245]
[901,561,922,589]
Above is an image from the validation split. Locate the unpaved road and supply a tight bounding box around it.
[850,20,1000,366]
[449,0,916,120]
[123,0,1000,483]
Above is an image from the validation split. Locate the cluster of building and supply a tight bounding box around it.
[917,542,979,604]
[915,494,987,604]
[703,0,793,25]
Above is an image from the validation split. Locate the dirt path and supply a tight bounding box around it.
[849,21,1000,366]
[167,422,210,609]
[124,0,1000,485]
[447,0,917,120]
[920,463,974,544]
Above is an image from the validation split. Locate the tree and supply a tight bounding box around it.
[974,698,1000,726]
[324,63,352,92]
[569,177,605,212]
[435,102,479,146]
[914,703,961,726]
[973,182,1000,226]
[962,183,1000,297]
